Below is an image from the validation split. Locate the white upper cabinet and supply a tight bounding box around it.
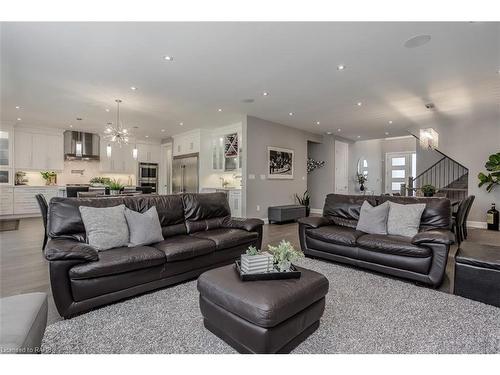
[0,128,13,168]
[211,130,241,172]
[14,129,64,171]
[99,140,136,173]
[173,131,200,156]
[136,143,161,163]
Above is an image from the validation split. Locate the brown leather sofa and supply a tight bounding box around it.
[298,194,455,287]
[44,192,263,318]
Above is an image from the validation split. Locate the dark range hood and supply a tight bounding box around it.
[64,131,100,160]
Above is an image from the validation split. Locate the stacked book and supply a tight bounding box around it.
[240,252,274,274]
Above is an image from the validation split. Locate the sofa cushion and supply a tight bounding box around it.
[151,235,216,262]
[323,194,377,223]
[191,228,258,250]
[387,201,426,237]
[69,246,166,279]
[125,206,164,246]
[379,196,451,230]
[306,225,365,247]
[79,204,130,251]
[357,234,432,258]
[356,200,390,235]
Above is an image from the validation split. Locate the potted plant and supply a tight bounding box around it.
[89,176,111,187]
[356,172,367,191]
[40,171,57,186]
[478,152,500,192]
[268,240,304,272]
[421,184,436,197]
[295,190,311,216]
[107,179,124,195]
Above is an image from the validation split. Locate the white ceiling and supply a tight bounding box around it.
[1,22,499,141]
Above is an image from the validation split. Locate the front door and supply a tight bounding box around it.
[385,152,416,194]
[335,140,349,194]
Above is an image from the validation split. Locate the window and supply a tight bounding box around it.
[392,182,403,191]
[392,170,405,179]
[391,157,405,166]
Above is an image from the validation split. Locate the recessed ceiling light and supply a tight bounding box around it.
[130,86,137,91]
[385,132,390,136]
[404,34,431,49]
[145,135,149,138]
[289,112,294,116]
[15,105,20,109]
[163,56,174,61]
[16,118,21,121]
[337,64,345,71]
[326,131,332,135]
[337,128,342,132]
[161,129,166,132]
[179,122,184,126]
[357,102,363,107]
[357,135,361,139]
[69,125,73,128]
[263,92,269,96]
[105,108,110,112]
[388,120,393,124]
[218,108,222,112]
[316,121,320,125]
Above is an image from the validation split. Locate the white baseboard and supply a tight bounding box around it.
[310,208,322,214]
[262,218,269,224]
[467,221,487,229]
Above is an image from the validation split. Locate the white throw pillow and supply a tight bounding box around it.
[387,201,426,237]
[124,206,164,247]
[79,204,129,251]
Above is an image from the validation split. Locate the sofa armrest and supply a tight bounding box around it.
[412,229,455,246]
[44,239,99,262]
[297,216,331,229]
[222,217,264,232]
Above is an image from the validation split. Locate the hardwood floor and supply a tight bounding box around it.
[1,217,499,325]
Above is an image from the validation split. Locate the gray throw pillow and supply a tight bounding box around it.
[387,201,426,237]
[356,200,390,235]
[79,204,129,251]
[124,206,164,247]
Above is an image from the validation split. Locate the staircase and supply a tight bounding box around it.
[408,148,469,201]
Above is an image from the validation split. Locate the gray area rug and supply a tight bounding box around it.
[41,258,500,354]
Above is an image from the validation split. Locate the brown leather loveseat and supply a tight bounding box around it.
[298,194,454,287]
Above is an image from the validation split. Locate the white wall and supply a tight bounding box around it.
[245,116,321,220]
[307,136,335,210]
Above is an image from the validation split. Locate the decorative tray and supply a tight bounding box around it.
[234,260,301,281]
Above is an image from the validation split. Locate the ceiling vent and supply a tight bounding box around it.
[425,102,436,110]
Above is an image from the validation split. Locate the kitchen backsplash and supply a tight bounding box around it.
[21,160,136,186]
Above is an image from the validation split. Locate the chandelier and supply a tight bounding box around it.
[104,99,130,145]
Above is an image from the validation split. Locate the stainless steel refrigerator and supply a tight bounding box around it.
[172,154,199,193]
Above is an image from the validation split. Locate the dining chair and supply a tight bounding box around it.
[77,191,104,198]
[35,194,49,250]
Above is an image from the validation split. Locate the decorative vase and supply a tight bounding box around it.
[424,192,434,197]
[359,183,365,192]
[277,260,291,272]
[305,206,310,217]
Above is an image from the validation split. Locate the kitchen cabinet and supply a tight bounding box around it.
[211,131,241,172]
[228,189,242,217]
[173,131,200,156]
[100,141,136,173]
[13,187,60,215]
[14,129,63,171]
[136,143,161,163]
[0,128,14,185]
[0,187,14,215]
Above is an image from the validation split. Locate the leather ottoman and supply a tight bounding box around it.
[197,264,329,353]
[454,242,500,307]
